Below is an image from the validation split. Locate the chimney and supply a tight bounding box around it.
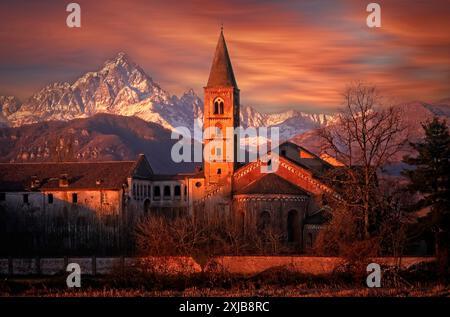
[59,173,69,187]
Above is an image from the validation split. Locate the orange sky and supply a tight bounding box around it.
[0,0,449,113]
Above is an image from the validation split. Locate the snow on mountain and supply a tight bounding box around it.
[5,53,204,133]
[289,100,450,168]
[239,105,335,141]
[2,52,332,139]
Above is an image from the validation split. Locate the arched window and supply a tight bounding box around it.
[215,123,223,137]
[163,185,171,199]
[174,185,181,198]
[213,98,224,115]
[257,211,271,233]
[214,101,219,114]
[287,210,300,243]
[153,186,161,200]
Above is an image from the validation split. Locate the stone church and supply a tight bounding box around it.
[186,29,335,250]
[0,30,336,254]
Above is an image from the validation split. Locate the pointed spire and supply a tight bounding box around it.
[206,28,238,88]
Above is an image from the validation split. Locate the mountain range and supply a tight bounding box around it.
[0,53,333,139]
[0,52,449,173]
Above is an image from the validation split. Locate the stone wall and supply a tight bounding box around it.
[0,256,435,276]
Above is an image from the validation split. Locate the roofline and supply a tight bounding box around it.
[280,141,334,168]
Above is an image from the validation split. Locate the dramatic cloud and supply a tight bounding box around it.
[0,0,448,113]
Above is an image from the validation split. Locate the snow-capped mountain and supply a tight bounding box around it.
[1,52,333,140]
[4,53,204,133]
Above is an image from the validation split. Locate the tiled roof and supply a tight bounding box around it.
[0,161,137,191]
[235,173,309,195]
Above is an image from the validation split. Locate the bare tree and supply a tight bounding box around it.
[135,212,289,257]
[318,82,408,239]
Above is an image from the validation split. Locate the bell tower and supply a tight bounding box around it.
[203,28,240,191]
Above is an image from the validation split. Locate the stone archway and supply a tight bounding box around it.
[287,209,300,243]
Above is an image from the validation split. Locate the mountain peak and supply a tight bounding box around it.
[114,52,131,63]
[103,52,133,67]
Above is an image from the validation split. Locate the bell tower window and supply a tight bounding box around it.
[213,98,224,115]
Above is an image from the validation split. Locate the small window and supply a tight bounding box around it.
[163,185,171,198]
[217,168,222,175]
[153,186,161,200]
[216,147,222,156]
[48,194,54,204]
[215,125,222,137]
[23,194,29,204]
[72,193,78,204]
[195,182,202,188]
[174,185,181,196]
[257,211,271,233]
[0,192,5,201]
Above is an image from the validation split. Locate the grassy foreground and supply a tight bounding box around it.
[1,266,449,297]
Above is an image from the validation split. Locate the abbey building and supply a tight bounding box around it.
[0,30,336,254]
